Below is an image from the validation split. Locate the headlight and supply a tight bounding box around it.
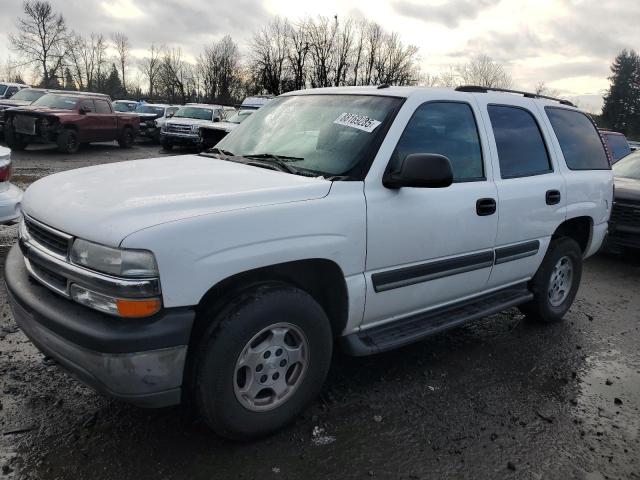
[70,238,158,278]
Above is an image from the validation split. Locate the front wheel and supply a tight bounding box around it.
[4,127,27,151]
[192,283,333,440]
[118,127,134,148]
[57,129,79,154]
[519,237,583,323]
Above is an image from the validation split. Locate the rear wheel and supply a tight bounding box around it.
[57,129,79,154]
[118,126,134,148]
[4,127,27,151]
[192,283,333,440]
[519,237,583,323]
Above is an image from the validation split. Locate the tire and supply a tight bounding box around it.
[57,129,79,154]
[519,237,583,323]
[118,126,134,148]
[192,283,333,440]
[4,127,27,151]
[161,138,173,151]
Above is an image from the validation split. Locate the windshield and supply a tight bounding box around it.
[32,94,78,110]
[174,106,213,120]
[613,151,640,180]
[217,94,402,176]
[226,111,252,124]
[136,105,165,115]
[9,89,45,102]
[0,85,6,96]
[604,133,631,162]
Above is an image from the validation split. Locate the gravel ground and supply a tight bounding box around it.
[0,141,639,479]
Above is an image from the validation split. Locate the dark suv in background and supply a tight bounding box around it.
[608,150,640,251]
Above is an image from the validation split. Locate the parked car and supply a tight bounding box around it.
[113,100,139,112]
[135,104,179,143]
[6,86,612,440]
[160,104,230,150]
[3,92,140,153]
[0,82,29,100]
[607,150,640,251]
[600,129,632,163]
[0,88,51,129]
[198,109,254,151]
[0,146,22,224]
[627,140,640,151]
[239,95,273,110]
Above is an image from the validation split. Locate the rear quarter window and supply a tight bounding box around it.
[603,133,631,163]
[545,107,610,170]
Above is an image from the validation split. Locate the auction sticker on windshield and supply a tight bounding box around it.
[334,112,381,133]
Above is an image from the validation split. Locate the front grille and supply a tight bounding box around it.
[24,216,70,257]
[610,201,640,226]
[28,259,68,293]
[167,123,193,134]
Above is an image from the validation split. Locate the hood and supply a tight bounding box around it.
[166,117,216,127]
[614,176,640,202]
[138,112,161,121]
[0,99,32,108]
[202,121,238,133]
[22,155,331,246]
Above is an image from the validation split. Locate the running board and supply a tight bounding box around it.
[341,284,533,356]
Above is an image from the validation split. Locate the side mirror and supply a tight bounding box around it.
[167,113,174,118]
[213,117,220,123]
[79,106,91,115]
[383,153,453,189]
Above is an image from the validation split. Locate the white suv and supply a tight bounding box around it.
[6,85,613,439]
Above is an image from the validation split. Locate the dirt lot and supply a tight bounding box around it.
[0,141,639,480]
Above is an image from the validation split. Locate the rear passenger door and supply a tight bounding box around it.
[94,99,117,141]
[474,97,566,289]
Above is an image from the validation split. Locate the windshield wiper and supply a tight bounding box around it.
[243,153,309,175]
[200,147,235,159]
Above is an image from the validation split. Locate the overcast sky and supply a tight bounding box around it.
[1,0,638,112]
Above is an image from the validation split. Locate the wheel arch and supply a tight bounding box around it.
[552,215,593,254]
[192,258,349,341]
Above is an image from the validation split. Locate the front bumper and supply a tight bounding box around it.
[5,245,195,407]
[160,132,199,145]
[607,221,640,249]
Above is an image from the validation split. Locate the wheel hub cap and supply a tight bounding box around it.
[233,322,308,412]
[548,255,573,307]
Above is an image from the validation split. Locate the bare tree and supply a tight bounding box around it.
[534,81,561,97]
[9,0,69,87]
[457,54,512,88]
[112,32,130,95]
[197,35,242,103]
[140,43,161,98]
[306,16,338,88]
[285,19,309,91]
[157,47,195,103]
[249,17,289,95]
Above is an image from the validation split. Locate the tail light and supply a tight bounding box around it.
[0,157,12,182]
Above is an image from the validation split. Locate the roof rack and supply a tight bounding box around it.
[455,85,576,107]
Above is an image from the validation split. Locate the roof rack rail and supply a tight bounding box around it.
[455,85,576,107]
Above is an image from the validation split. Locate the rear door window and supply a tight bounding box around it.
[545,107,610,169]
[603,133,631,163]
[95,100,112,114]
[488,105,552,178]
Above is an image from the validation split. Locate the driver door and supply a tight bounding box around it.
[363,100,498,326]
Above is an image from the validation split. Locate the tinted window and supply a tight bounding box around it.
[603,133,631,163]
[0,85,7,96]
[545,107,610,169]
[391,102,484,181]
[10,89,45,102]
[79,100,95,112]
[6,87,19,97]
[95,100,112,114]
[488,105,551,178]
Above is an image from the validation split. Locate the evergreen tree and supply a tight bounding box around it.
[602,50,640,138]
[103,63,124,98]
[63,67,75,90]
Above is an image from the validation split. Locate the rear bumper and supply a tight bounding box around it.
[5,245,195,407]
[0,183,22,224]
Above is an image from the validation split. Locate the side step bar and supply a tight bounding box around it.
[341,283,533,356]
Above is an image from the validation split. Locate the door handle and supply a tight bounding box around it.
[476,198,496,216]
[546,190,561,205]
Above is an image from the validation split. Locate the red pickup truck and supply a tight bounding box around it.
[3,92,139,154]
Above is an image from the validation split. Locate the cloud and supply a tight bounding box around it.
[391,0,501,28]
